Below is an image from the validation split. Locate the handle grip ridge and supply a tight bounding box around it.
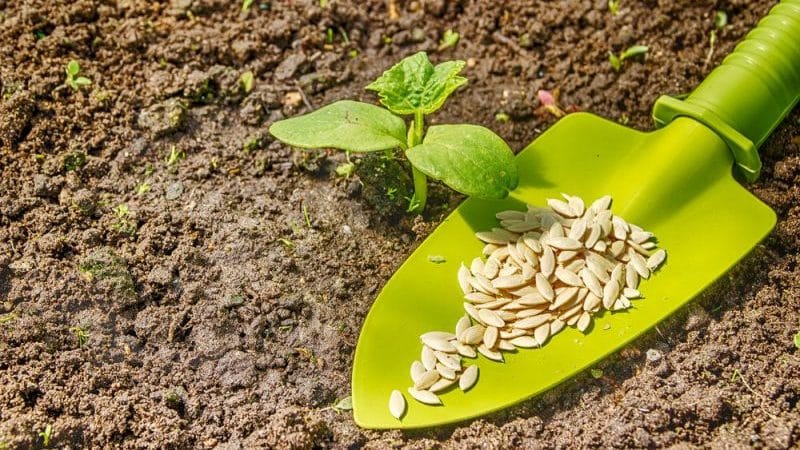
[653,0,800,182]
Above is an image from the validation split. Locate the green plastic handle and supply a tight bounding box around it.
[653,0,800,181]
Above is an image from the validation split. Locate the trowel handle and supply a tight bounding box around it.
[653,0,800,182]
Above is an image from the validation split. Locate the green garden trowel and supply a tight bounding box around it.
[352,0,800,429]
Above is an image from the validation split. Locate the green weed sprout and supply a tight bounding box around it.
[65,60,91,91]
[609,45,649,72]
[269,52,518,214]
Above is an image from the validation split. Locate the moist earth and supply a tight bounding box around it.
[1,0,799,449]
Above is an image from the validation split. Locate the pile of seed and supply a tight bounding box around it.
[388,194,667,420]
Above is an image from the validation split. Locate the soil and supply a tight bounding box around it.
[1,0,799,449]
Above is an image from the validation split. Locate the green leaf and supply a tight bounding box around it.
[66,60,80,76]
[608,52,621,71]
[332,395,353,412]
[365,52,467,116]
[794,331,800,349]
[240,70,254,93]
[269,100,407,152]
[438,29,460,50]
[714,10,728,29]
[620,45,649,60]
[75,77,91,86]
[406,124,517,199]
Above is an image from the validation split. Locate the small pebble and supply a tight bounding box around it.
[646,348,663,363]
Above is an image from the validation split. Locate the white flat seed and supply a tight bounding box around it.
[523,234,543,253]
[611,263,624,283]
[464,303,483,324]
[548,221,565,239]
[454,342,477,358]
[455,315,471,337]
[580,268,603,297]
[476,297,512,310]
[584,292,602,311]
[548,198,577,217]
[458,264,472,294]
[555,267,583,287]
[568,218,587,241]
[619,296,632,308]
[422,346,437,370]
[565,259,586,274]
[593,241,608,252]
[509,335,538,348]
[414,370,439,389]
[642,241,657,250]
[478,309,505,327]
[522,246,539,268]
[576,311,592,332]
[585,224,601,248]
[587,259,610,283]
[429,377,457,393]
[630,229,653,244]
[627,240,650,256]
[557,250,578,263]
[407,388,441,405]
[436,363,457,380]
[496,210,526,221]
[548,237,583,251]
[517,293,549,306]
[470,257,485,275]
[421,331,456,341]
[589,195,612,212]
[475,229,517,245]
[567,195,585,216]
[610,240,626,258]
[483,326,499,349]
[566,313,581,326]
[459,365,479,391]
[410,361,426,383]
[612,216,629,240]
[483,244,500,257]
[389,390,406,419]
[505,220,539,233]
[498,265,518,277]
[435,351,462,371]
[623,287,642,298]
[472,273,500,294]
[464,292,494,304]
[489,246,510,262]
[516,306,548,318]
[492,275,527,289]
[629,250,650,279]
[507,242,527,266]
[550,287,579,310]
[510,285,539,297]
[421,335,456,353]
[603,279,620,309]
[535,273,555,300]
[534,324,550,346]
[625,265,640,289]
[513,313,552,329]
[483,258,500,279]
[540,245,555,276]
[521,264,535,281]
[647,249,666,270]
[459,324,485,345]
[550,318,566,335]
[500,300,528,311]
[500,328,527,339]
[498,339,516,351]
[477,344,504,362]
[496,310,517,322]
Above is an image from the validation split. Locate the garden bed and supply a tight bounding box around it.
[1,0,799,448]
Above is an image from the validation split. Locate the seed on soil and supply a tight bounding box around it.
[399,194,666,415]
[389,390,406,419]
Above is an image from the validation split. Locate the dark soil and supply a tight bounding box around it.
[1,0,799,449]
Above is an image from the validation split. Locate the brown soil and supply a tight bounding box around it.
[1,0,799,449]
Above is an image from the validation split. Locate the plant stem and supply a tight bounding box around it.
[407,111,428,214]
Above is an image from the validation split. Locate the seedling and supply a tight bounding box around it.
[112,204,136,236]
[241,0,254,12]
[705,10,729,66]
[269,52,518,214]
[165,145,185,167]
[332,395,353,412]
[302,203,312,228]
[494,112,510,123]
[609,45,649,72]
[438,29,460,51]
[537,89,566,118]
[135,181,150,196]
[608,0,621,15]
[794,330,800,349]
[70,325,89,347]
[335,161,355,178]
[65,60,91,91]
[240,70,254,93]
[38,424,53,448]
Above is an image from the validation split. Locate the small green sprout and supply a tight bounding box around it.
[0,313,16,325]
[332,395,353,412]
[609,45,649,72]
[165,145,185,167]
[65,60,91,91]
[302,204,312,228]
[135,181,151,196]
[714,10,728,29]
[70,325,89,347]
[438,29,460,51]
[319,0,328,7]
[348,49,359,59]
[240,71,254,93]
[241,0,254,12]
[269,52,518,214]
[706,10,728,66]
[608,0,621,15]
[335,161,355,178]
[386,186,397,200]
[326,28,334,44]
[38,424,53,448]
[494,112,510,123]
[590,368,604,379]
[64,151,87,172]
[112,204,136,235]
[794,331,800,349]
[278,238,295,249]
